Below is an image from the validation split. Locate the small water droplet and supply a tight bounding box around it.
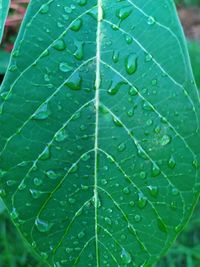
[134,214,141,222]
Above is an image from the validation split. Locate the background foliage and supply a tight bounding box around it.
[0,0,199,266]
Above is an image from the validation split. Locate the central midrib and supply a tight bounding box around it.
[94,0,102,266]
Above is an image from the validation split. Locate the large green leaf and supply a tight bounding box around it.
[0,0,200,266]
[0,0,10,43]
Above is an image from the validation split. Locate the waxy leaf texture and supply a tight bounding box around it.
[0,0,200,266]
[0,0,10,42]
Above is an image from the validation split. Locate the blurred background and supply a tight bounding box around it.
[0,0,200,266]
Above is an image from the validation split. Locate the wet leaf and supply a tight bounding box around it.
[0,0,200,266]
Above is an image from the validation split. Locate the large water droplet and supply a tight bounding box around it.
[125,54,138,75]
[35,218,53,232]
[70,19,82,31]
[65,72,82,90]
[147,185,158,197]
[74,41,84,60]
[120,248,132,264]
[108,77,126,95]
[33,103,50,120]
[53,39,66,51]
[116,6,132,21]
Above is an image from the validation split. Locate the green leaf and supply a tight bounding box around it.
[0,49,10,74]
[0,0,200,266]
[187,40,200,89]
[0,0,10,43]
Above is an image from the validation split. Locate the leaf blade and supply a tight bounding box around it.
[0,1,200,266]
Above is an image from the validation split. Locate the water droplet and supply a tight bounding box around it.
[78,231,85,239]
[134,214,141,222]
[29,189,43,199]
[120,248,132,264]
[152,164,160,177]
[160,135,171,146]
[35,218,53,232]
[138,192,147,208]
[40,146,50,160]
[125,54,138,75]
[168,156,176,169]
[65,72,82,90]
[59,62,73,73]
[139,171,146,179]
[108,78,126,95]
[105,217,112,225]
[147,16,156,25]
[74,41,84,60]
[55,129,68,142]
[116,6,132,21]
[117,142,126,152]
[46,170,59,180]
[128,86,138,96]
[40,3,50,14]
[112,50,119,63]
[147,185,158,197]
[70,19,82,31]
[33,103,50,120]
[53,39,66,51]
[171,187,179,196]
[123,187,130,194]
[34,178,42,186]
[10,208,19,220]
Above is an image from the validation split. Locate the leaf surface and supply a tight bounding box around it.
[0,0,200,266]
[0,0,10,43]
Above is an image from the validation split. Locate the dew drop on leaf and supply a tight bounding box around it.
[168,156,176,169]
[35,218,53,233]
[65,72,82,90]
[120,248,132,264]
[70,19,83,31]
[125,54,138,75]
[53,39,66,51]
[59,62,73,73]
[138,192,147,209]
[116,6,132,21]
[32,103,50,120]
